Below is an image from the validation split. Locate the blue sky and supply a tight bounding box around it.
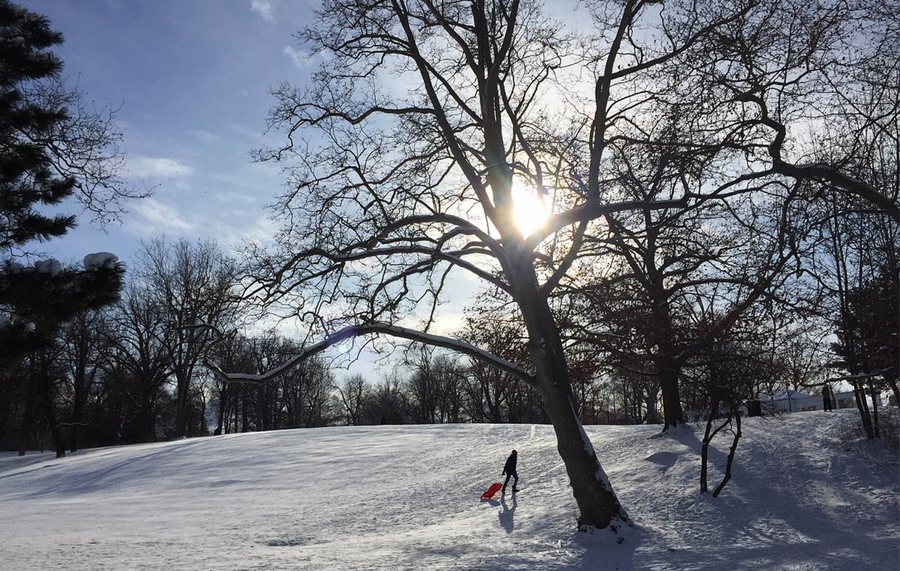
[17,0,487,378]
[21,0,318,264]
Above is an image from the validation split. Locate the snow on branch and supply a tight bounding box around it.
[196,322,537,388]
[83,252,118,271]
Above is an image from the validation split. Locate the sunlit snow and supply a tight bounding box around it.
[0,410,896,569]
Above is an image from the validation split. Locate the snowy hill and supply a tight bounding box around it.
[0,410,897,570]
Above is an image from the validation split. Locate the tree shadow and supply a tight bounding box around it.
[645,451,679,472]
[21,439,207,498]
[635,418,900,569]
[573,521,643,570]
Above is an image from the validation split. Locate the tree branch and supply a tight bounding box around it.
[199,322,537,388]
[524,196,687,251]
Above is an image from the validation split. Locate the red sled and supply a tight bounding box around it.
[480,482,503,500]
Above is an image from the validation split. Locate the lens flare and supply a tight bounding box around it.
[512,182,549,237]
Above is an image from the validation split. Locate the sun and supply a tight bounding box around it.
[512,181,550,237]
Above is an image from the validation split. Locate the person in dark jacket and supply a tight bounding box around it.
[502,449,518,494]
[822,384,834,412]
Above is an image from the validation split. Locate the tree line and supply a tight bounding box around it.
[0,239,548,456]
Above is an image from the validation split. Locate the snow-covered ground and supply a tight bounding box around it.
[0,409,897,570]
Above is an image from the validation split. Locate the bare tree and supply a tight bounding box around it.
[459,313,544,423]
[299,358,336,427]
[137,238,238,438]
[690,0,899,221]
[336,374,369,426]
[208,332,254,434]
[689,312,774,497]
[405,346,440,424]
[59,309,109,452]
[433,354,467,423]
[224,0,777,530]
[19,79,148,223]
[566,168,807,430]
[208,331,339,433]
[406,347,467,423]
[199,0,895,530]
[362,374,408,426]
[555,0,895,430]
[105,285,172,442]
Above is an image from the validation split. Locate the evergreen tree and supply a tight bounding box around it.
[0,0,124,368]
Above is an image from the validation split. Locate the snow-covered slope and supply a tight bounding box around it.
[0,410,896,570]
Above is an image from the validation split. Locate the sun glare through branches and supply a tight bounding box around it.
[512,179,549,238]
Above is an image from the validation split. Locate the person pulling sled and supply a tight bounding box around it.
[502,450,518,494]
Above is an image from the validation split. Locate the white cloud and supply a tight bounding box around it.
[250,0,276,22]
[132,198,195,233]
[128,156,194,179]
[210,213,276,247]
[284,45,314,68]
[432,312,465,335]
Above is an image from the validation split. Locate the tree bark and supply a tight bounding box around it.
[700,398,721,494]
[660,359,685,430]
[653,298,685,430]
[713,410,741,497]
[540,379,626,529]
[851,380,874,439]
[215,388,227,435]
[869,380,880,439]
[174,367,190,438]
[37,368,66,459]
[515,259,626,529]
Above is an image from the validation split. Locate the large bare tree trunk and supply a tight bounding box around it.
[540,379,626,528]
[660,362,685,431]
[653,303,685,431]
[516,262,626,529]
